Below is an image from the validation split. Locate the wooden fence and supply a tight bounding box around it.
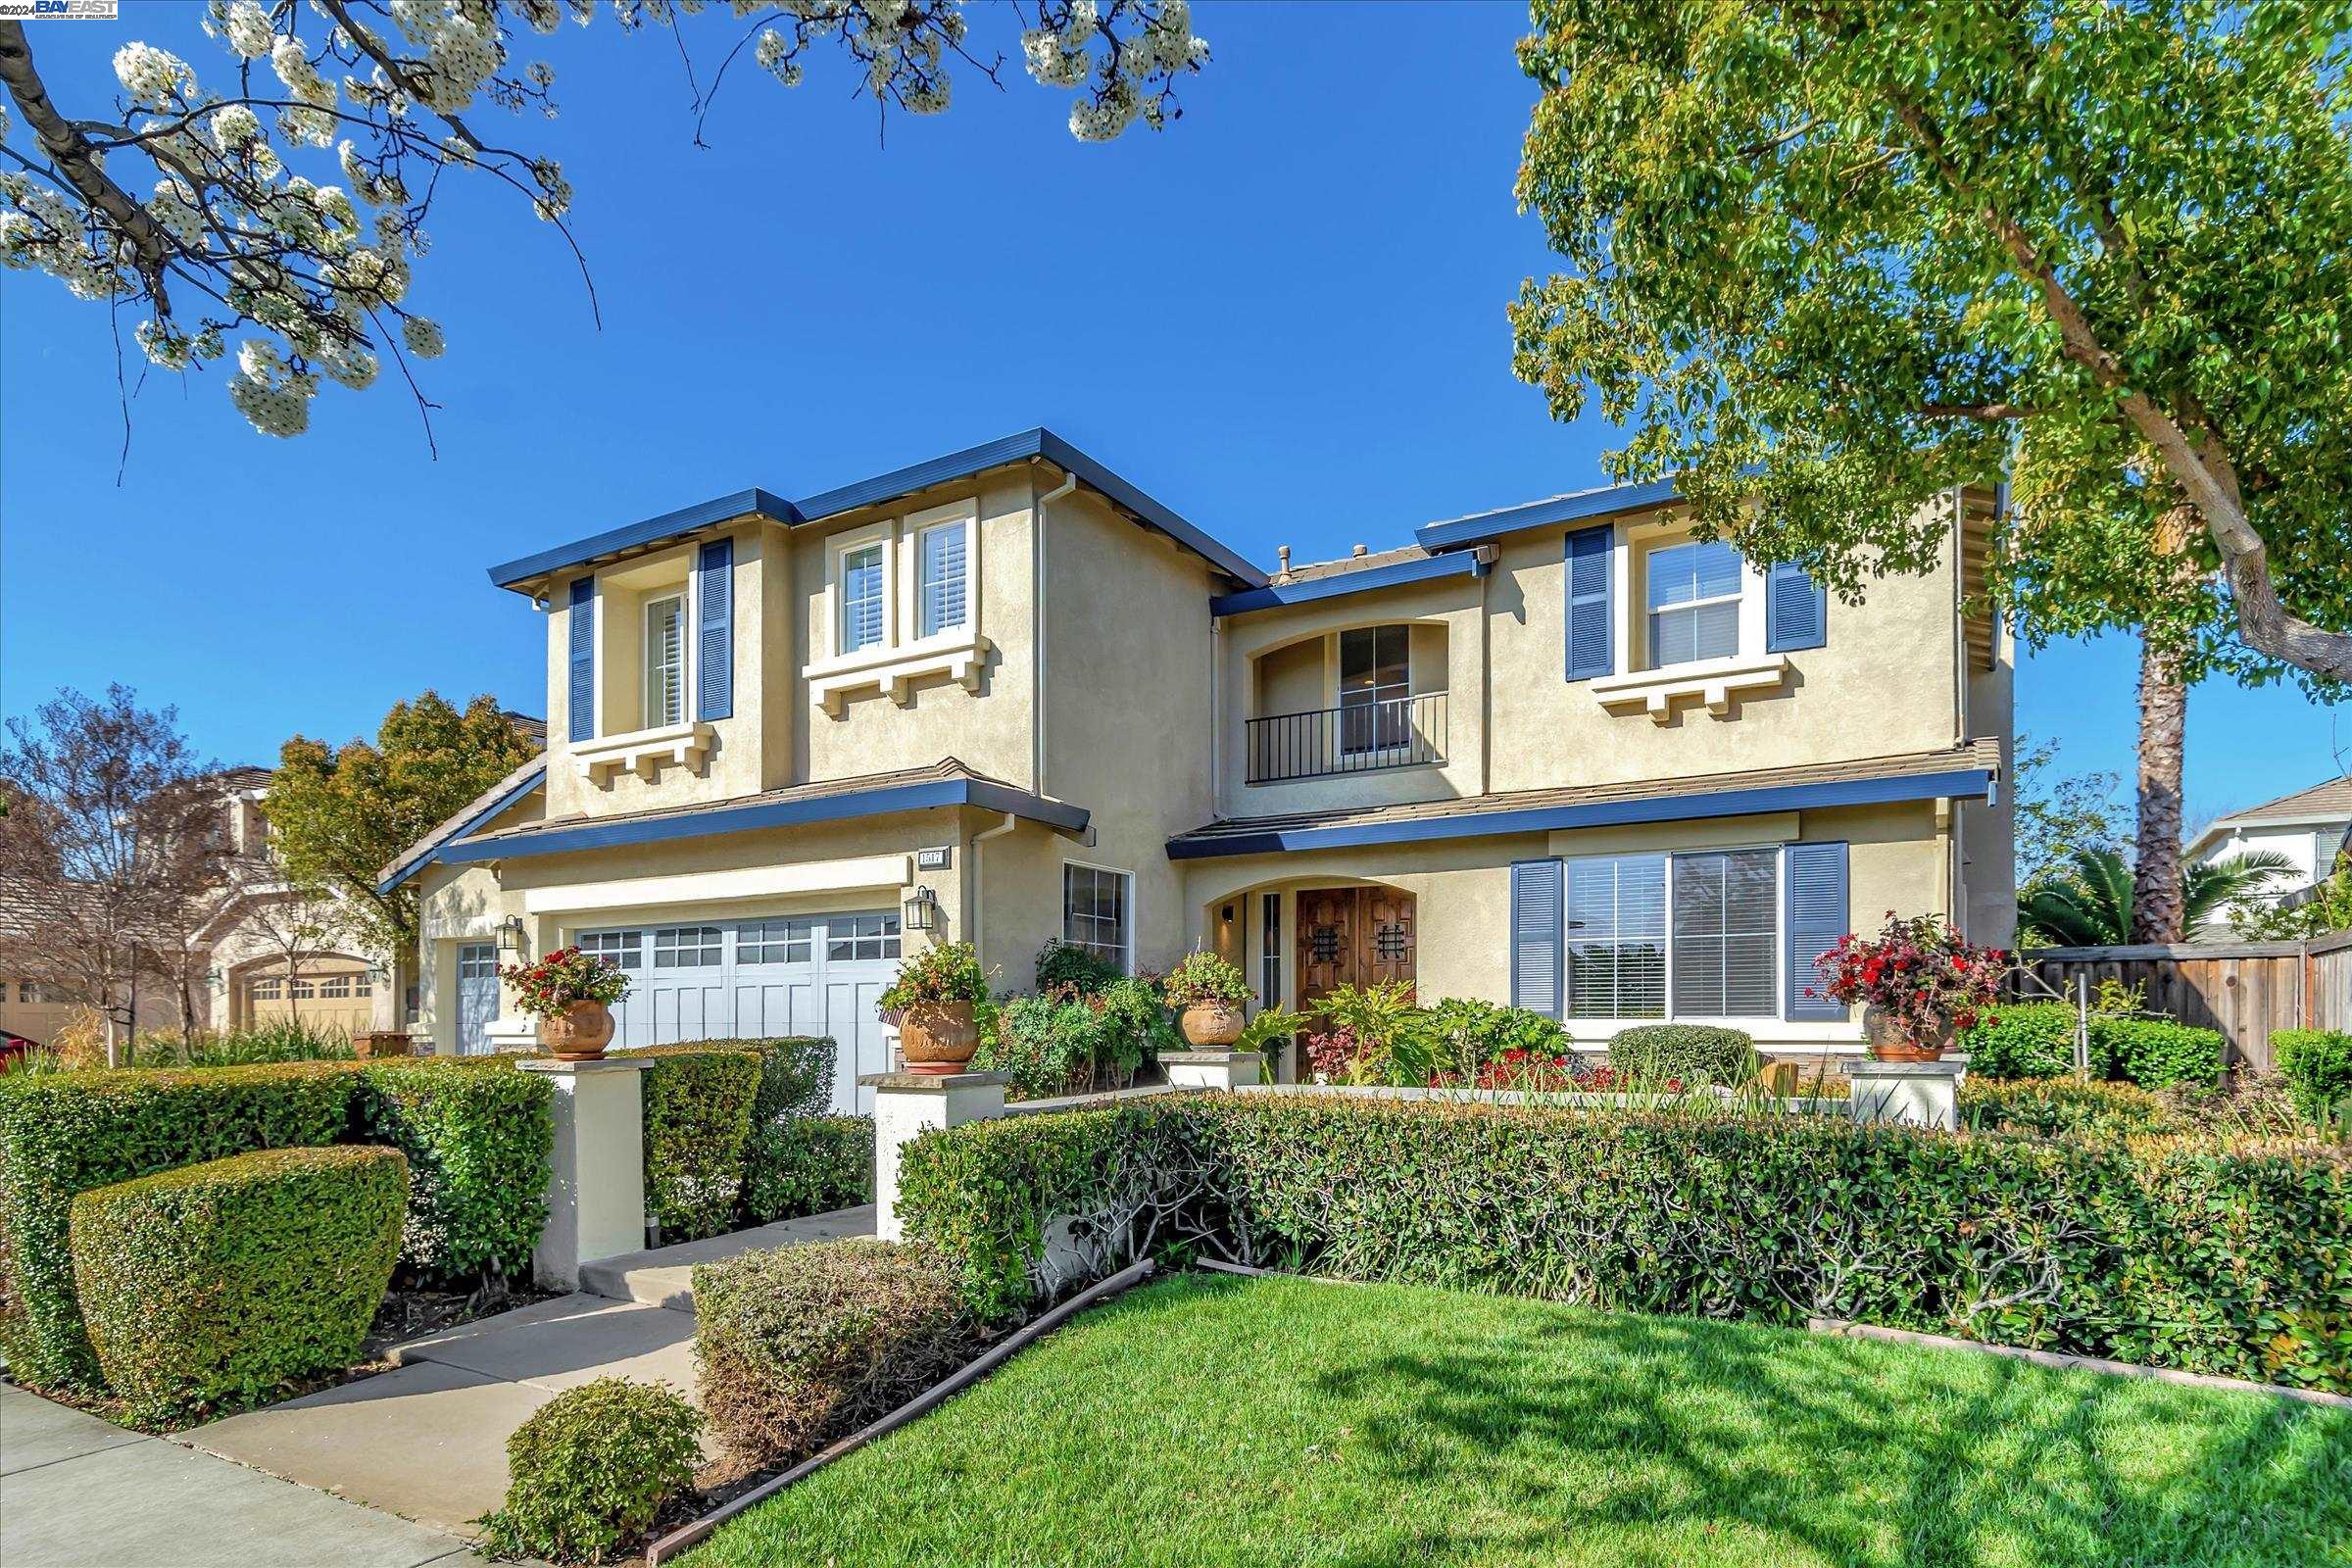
[2017,931,2352,1072]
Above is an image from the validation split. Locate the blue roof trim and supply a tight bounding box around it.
[488,428,1267,592]
[375,761,548,895]
[488,490,796,589]
[435,776,1089,867]
[1163,766,1992,861]
[1415,478,1682,551]
[1209,550,1480,617]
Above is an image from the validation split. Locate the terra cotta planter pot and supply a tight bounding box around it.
[539,1000,614,1061]
[899,1000,979,1075]
[1179,1000,1246,1049]
[1863,1004,1953,1062]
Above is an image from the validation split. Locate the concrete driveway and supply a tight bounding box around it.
[0,1381,490,1568]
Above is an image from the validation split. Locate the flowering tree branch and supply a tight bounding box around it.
[0,0,1209,442]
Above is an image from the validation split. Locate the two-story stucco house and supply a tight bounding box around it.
[381,429,2014,1102]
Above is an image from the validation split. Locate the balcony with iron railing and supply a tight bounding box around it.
[1245,690,1448,785]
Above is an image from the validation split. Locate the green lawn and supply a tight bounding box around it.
[684,1273,2352,1568]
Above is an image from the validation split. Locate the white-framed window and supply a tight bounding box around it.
[458,945,499,980]
[1259,891,1281,1010]
[737,918,813,966]
[1670,848,1780,1018]
[1338,623,1413,755]
[838,538,888,655]
[1565,853,1667,1019]
[1062,864,1132,971]
[917,517,969,638]
[578,929,643,971]
[644,592,688,726]
[652,924,723,968]
[827,911,902,962]
[1646,538,1743,667]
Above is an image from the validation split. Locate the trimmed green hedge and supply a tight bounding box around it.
[1606,1024,1758,1086]
[1958,1075,2181,1139]
[694,1238,972,1468]
[613,1046,762,1243]
[0,1063,359,1391]
[478,1377,702,1565]
[1959,1003,2226,1089]
[898,1095,2352,1392]
[354,1059,552,1281]
[70,1146,406,1424]
[2276,1030,2352,1119]
[745,1114,873,1225]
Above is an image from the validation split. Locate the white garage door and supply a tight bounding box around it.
[575,910,902,1113]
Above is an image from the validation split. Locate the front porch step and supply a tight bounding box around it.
[578,1204,878,1309]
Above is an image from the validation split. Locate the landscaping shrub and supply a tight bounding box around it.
[1959,1003,2226,1090]
[1417,999,1570,1072]
[1034,938,1122,995]
[904,1095,2352,1393]
[125,1019,358,1068]
[694,1238,972,1467]
[352,1058,552,1281]
[614,1046,762,1243]
[1606,1024,1757,1086]
[744,1114,873,1224]
[977,979,1174,1101]
[69,1146,406,1424]
[2276,1030,2352,1120]
[0,1062,358,1391]
[477,1377,702,1566]
[1958,1075,2180,1139]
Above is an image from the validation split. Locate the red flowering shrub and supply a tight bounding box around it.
[1812,913,2006,1044]
[1304,1027,1370,1084]
[1430,1046,1586,1093]
[501,947,631,1021]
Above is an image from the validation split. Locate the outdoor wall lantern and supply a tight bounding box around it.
[903,885,941,934]
[495,915,528,957]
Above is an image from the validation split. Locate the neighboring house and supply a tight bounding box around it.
[381,428,2014,1096]
[2186,777,2352,908]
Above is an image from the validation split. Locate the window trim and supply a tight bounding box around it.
[1643,536,1746,671]
[829,521,897,658]
[643,591,689,729]
[909,500,976,641]
[1060,861,1135,976]
[1550,841,1803,1026]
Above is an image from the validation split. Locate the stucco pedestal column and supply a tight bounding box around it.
[519,1056,651,1291]
[1846,1058,1966,1133]
[485,1016,538,1054]
[1162,1050,1263,1092]
[862,1070,1008,1243]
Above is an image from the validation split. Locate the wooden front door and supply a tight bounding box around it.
[1295,886,1417,1010]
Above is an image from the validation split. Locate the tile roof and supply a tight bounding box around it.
[2220,776,2352,827]
[1166,740,2003,858]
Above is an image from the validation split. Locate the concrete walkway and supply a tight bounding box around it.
[0,1381,490,1568]
[184,1205,875,1536]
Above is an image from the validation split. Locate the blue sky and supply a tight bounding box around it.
[0,1,2337,835]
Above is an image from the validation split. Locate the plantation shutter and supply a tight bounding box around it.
[1563,524,1614,680]
[1764,560,1829,652]
[697,538,733,720]
[567,575,596,742]
[1510,858,1565,1018]
[920,524,967,636]
[1784,841,1850,1021]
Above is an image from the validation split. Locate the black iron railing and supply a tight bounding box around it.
[1245,691,1447,784]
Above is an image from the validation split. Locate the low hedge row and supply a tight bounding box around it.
[1959,1002,2226,1089]
[896,1094,2352,1392]
[1957,1076,2181,1140]
[745,1114,873,1226]
[614,1046,763,1242]
[694,1238,972,1468]
[2276,1030,2352,1118]
[0,1057,551,1393]
[70,1146,408,1424]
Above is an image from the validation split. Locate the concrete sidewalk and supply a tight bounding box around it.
[185,1204,874,1536]
[0,1382,490,1568]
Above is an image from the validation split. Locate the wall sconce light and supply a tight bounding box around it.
[495,915,528,957]
[903,885,941,934]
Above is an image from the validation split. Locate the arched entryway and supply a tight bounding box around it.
[1199,877,1417,1082]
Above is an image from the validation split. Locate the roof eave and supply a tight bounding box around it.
[375,760,550,895]
[488,490,798,593]
[1210,550,1479,617]
[1415,478,1683,552]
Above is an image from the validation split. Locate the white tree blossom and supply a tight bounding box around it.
[0,0,1208,443]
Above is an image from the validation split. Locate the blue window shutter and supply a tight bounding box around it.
[1510,858,1565,1018]
[566,576,596,742]
[1765,561,1828,652]
[1784,841,1849,1021]
[697,538,733,720]
[1564,525,1613,680]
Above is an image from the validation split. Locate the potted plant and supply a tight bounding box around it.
[502,947,631,1061]
[1812,912,2007,1061]
[1163,951,1254,1048]
[879,941,994,1075]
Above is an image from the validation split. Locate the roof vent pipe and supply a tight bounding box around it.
[1351,543,1368,557]
[1276,545,1292,577]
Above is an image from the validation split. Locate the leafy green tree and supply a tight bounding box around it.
[263,693,538,956]
[1510,0,2352,689]
[2010,732,2123,888]
[2231,869,2352,940]
[2019,846,2292,946]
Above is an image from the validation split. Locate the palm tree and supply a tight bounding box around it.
[2019,846,2296,947]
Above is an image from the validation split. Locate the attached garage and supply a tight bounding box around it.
[570,909,903,1112]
